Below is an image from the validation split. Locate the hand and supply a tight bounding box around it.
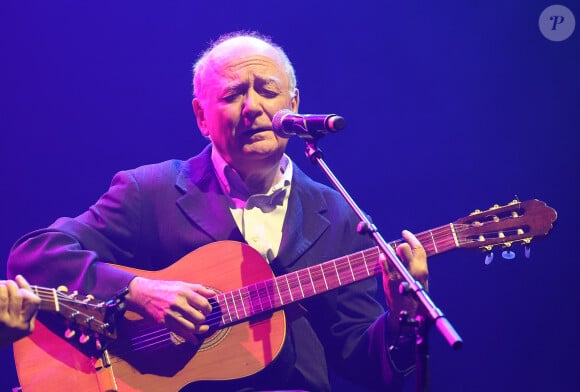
[0,275,41,348]
[381,230,428,317]
[126,277,216,344]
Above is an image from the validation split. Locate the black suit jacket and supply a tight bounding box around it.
[8,145,406,391]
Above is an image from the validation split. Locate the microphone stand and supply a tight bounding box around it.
[302,137,463,392]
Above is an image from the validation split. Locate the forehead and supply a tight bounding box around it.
[205,38,288,85]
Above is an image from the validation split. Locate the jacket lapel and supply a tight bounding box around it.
[175,145,243,242]
[273,166,330,272]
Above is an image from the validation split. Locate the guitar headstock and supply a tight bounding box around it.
[452,199,557,262]
[35,286,124,346]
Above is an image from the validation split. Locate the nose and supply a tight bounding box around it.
[242,89,263,121]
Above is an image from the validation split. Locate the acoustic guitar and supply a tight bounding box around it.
[13,199,557,391]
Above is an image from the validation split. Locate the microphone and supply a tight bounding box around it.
[272,109,346,139]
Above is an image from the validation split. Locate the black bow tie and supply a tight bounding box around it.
[246,187,288,212]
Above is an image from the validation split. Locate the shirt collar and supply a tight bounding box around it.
[210,145,293,208]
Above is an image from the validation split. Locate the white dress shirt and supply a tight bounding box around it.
[211,148,292,262]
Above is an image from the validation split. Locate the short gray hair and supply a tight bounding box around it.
[192,31,297,99]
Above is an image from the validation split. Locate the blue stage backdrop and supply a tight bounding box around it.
[1,1,578,391]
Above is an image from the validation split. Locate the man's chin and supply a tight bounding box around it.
[242,139,286,156]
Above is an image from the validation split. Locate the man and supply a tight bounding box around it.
[0,275,40,348]
[8,31,428,391]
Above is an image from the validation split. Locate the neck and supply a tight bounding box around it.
[241,163,282,194]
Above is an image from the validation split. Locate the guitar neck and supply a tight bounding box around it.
[214,223,458,327]
[31,286,63,312]
[29,285,118,339]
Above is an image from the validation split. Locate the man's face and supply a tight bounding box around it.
[193,38,299,176]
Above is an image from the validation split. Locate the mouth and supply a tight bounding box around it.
[243,127,271,136]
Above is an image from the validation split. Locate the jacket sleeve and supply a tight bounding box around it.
[7,170,143,300]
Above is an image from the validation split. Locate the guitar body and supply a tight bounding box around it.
[13,241,286,392]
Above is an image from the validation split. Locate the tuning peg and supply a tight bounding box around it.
[469,208,481,216]
[501,250,516,260]
[524,246,531,259]
[95,337,102,351]
[79,333,90,344]
[64,328,76,339]
[484,252,494,265]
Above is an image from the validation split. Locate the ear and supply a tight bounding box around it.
[192,98,209,137]
[291,88,300,113]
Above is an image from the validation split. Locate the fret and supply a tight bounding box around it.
[352,253,370,281]
[249,284,263,314]
[214,294,226,325]
[297,269,314,298]
[319,264,328,291]
[308,264,325,293]
[362,252,371,276]
[256,281,273,312]
[236,289,247,319]
[227,291,238,322]
[322,261,339,289]
[337,257,354,285]
[363,247,382,276]
[285,274,294,302]
[34,286,59,312]
[220,293,233,324]
[240,286,253,318]
[306,267,317,295]
[333,261,342,286]
[346,255,356,282]
[230,291,240,321]
[295,271,305,299]
[234,289,244,319]
[273,277,284,306]
[429,230,439,254]
[275,275,292,305]
[449,223,460,249]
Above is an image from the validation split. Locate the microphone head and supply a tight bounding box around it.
[272,109,293,137]
[272,109,346,139]
[327,115,346,132]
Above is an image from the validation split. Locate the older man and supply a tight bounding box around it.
[8,32,428,391]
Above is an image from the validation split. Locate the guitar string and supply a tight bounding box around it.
[177,221,515,327]
[29,223,464,348]
[39,224,448,348]
[110,222,523,353]
[104,224,464,352]
[31,222,524,354]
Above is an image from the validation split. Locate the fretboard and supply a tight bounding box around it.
[213,223,458,327]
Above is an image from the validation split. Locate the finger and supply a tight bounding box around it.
[396,230,428,280]
[165,309,210,340]
[0,282,8,314]
[188,286,215,315]
[15,275,32,291]
[395,242,413,264]
[401,230,423,252]
[14,275,40,321]
[197,285,217,298]
[181,295,213,323]
[20,290,40,322]
[4,280,22,317]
